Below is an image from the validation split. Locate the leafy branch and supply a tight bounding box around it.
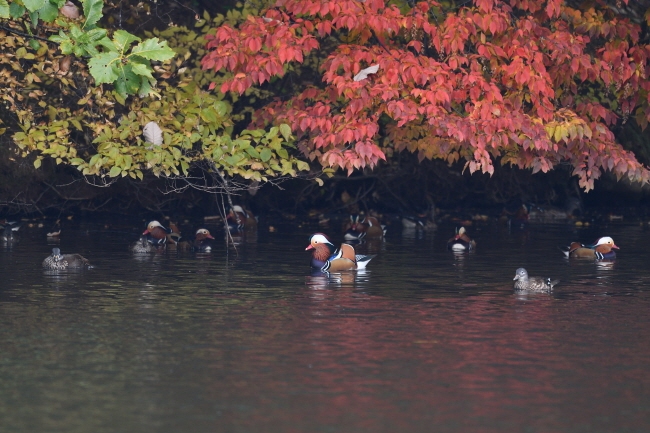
[2,0,175,99]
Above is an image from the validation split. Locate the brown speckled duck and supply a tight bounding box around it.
[131,235,161,253]
[306,233,375,272]
[42,248,92,270]
[513,268,558,292]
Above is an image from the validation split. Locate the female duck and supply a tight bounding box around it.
[43,248,92,270]
[513,268,558,292]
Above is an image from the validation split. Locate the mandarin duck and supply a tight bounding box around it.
[131,235,161,253]
[166,222,182,245]
[0,219,18,229]
[306,233,375,272]
[191,228,215,252]
[142,220,170,247]
[561,236,619,260]
[42,248,92,270]
[343,214,365,241]
[447,227,476,251]
[359,215,386,239]
[0,224,19,243]
[513,268,558,292]
[227,205,257,233]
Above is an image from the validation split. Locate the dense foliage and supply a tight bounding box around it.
[0,0,307,193]
[202,0,650,191]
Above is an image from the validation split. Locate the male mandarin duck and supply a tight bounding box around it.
[343,214,364,241]
[359,215,386,239]
[42,248,92,270]
[166,222,182,245]
[227,205,257,233]
[513,268,559,292]
[142,220,171,246]
[561,236,619,260]
[191,228,215,252]
[447,227,476,251]
[306,233,375,272]
[344,214,386,240]
[131,235,161,253]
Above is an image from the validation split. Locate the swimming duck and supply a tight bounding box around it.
[513,268,558,292]
[142,220,170,246]
[166,222,182,245]
[359,216,386,239]
[42,248,92,270]
[0,224,19,242]
[192,228,215,252]
[227,205,257,233]
[131,235,161,253]
[306,233,375,272]
[447,227,476,251]
[343,214,365,241]
[561,236,619,260]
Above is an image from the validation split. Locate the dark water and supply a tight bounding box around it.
[1,219,650,433]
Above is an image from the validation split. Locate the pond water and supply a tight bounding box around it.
[1,217,649,433]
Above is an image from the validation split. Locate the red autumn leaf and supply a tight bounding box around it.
[202,0,650,190]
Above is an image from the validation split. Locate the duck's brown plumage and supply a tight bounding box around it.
[143,220,171,243]
[564,237,618,259]
[360,216,384,239]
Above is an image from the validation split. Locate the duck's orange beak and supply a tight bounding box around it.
[305,244,314,251]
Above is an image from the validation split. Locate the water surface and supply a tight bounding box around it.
[1,219,649,432]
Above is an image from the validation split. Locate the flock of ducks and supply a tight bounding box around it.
[306,223,620,293]
[37,206,259,270]
[3,211,621,293]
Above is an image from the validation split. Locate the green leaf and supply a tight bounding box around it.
[34,158,42,169]
[23,0,46,13]
[130,61,154,79]
[88,52,120,84]
[130,38,176,61]
[138,76,152,97]
[28,39,40,50]
[279,123,292,140]
[97,36,116,51]
[245,147,261,159]
[0,0,9,19]
[37,2,58,22]
[277,148,288,159]
[119,64,141,93]
[113,29,140,53]
[109,166,121,177]
[85,28,108,43]
[82,0,103,29]
[9,2,25,18]
[260,148,272,162]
